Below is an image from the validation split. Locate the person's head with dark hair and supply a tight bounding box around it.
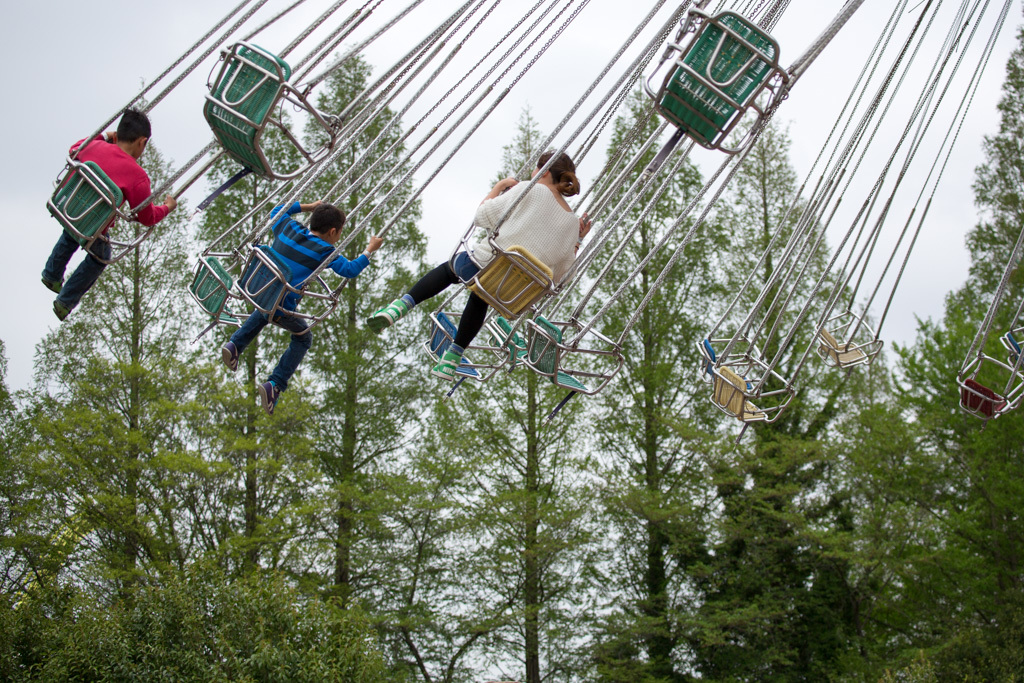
[117,108,152,143]
[113,108,152,160]
[536,150,580,197]
[309,203,346,243]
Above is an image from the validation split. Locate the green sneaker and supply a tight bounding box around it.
[53,299,71,322]
[431,350,461,381]
[366,298,410,333]
[42,277,63,294]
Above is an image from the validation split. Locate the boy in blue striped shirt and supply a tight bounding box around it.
[222,200,383,415]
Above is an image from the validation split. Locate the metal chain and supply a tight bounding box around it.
[880,0,1010,336]
[280,0,348,57]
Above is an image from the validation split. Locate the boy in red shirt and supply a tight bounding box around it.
[42,108,177,321]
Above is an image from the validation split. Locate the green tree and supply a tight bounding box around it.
[689,120,880,680]
[0,568,388,682]
[876,23,1024,676]
[582,90,715,682]
[28,140,214,591]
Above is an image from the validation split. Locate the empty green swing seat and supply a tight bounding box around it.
[491,316,528,366]
[190,257,238,324]
[204,43,292,176]
[47,160,123,246]
[660,12,779,146]
[529,317,588,392]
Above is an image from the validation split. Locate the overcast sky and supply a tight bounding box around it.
[1,0,1018,392]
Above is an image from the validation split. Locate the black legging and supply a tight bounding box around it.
[408,261,488,351]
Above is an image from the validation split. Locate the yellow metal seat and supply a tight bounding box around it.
[466,245,554,318]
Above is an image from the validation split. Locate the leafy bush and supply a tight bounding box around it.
[0,568,387,682]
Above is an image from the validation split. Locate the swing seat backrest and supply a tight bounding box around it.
[526,317,588,392]
[528,316,562,376]
[239,246,292,313]
[428,312,479,378]
[713,366,765,422]
[495,316,527,350]
[47,160,123,245]
[701,339,716,376]
[960,378,1007,419]
[467,245,554,318]
[429,311,458,358]
[661,12,779,146]
[490,316,528,365]
[191,257,237,323]
[819,328,866,366]
[1002,332,1022,365]
[204,43,292,176]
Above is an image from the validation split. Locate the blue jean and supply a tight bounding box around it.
[42,231,112,309]
[230,309,311,391]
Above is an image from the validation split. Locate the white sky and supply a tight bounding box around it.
[1,0,1018,392]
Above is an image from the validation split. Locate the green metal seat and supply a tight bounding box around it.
[47,160,123,247]
[488,315,528,367]
[652,11,783,150]
[528,316,588,392]
[190,256,238,325]
[204,43,292,177]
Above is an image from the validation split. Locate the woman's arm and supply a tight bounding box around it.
[575,212,592,252]
[480,177,518,204]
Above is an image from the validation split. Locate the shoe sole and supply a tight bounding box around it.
[430,365,456,382]
[221,346,238,372]
[365,314,393,334]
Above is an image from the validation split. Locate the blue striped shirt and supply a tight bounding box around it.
[269,202,369,309]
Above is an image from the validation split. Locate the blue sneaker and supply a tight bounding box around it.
[258,381,281,416]
[53,299,71,322]
[41,277,63,294]
[221,341,239,372]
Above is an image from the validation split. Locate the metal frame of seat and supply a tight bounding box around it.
[189,256,240,326]
[47,158,153,265]
[421,309,498,382]
[521,316,624,395]
[815,310,884,370]
[957,353,1024,420]
[463,241,556,319]
[644,9,788,154]
[698,337,795,423]
[204,42,339,180]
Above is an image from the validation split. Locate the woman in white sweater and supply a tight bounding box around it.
[367,151,592,380]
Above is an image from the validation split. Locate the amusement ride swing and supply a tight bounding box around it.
[416,0,689,404]
[695,0,1013,433]
[47,0,1018,432]
[47,0,278,266]
[189,0,497,336]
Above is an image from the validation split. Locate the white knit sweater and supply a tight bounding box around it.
[470,182,579,282]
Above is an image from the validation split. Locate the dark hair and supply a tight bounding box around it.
[117,108,152,143]
[309,203,345,234]
[538,150,580,197]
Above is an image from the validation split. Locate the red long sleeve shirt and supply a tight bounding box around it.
[70,137,171,229]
